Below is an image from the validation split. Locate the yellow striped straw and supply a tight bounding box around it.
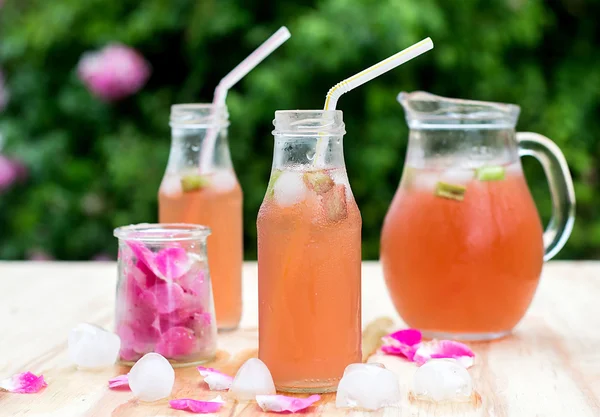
[314,37,434,166]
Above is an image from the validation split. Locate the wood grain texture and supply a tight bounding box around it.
[0,261,598,416]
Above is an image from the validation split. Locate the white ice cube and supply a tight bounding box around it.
[229,358,276,401]
[128,353,175,402]
[273,171,307,207]
[412,358,473,403]
[160,175,183,197]
[211,170,237,192]
[410,171,440,191]
[336,363,401,410]
[68,323,121,369]
[439,168,474,186]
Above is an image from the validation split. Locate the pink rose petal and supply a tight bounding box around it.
[117,321,161,355]
[178,267,205,295]
[197,367,233,391]
[169,397,224,413]
[151,281,185,314]
[256,394,321,413]
[381,328,422,360]
[108,374,129,389]
[414,340,475,368]
[0,372,47,393]
[155,247,192,280]
[126,241,191,281]
[155,326,196,358]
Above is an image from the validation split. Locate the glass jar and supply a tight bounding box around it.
[114,223,217,367]
[257,110,362,393]
[158,104,243,331]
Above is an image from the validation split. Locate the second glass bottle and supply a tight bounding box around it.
[159,104,243,330]
[257,110,362,393]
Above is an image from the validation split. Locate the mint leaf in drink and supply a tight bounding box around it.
[303,170,335,194]
[434,182,466,201]
[475,165,505,181]
[266,170,283,198]
[180,174,210,192]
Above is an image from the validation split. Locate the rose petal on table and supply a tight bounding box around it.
[108,374,130,389]
[381,328,422,360]
[169,396,224,413]
[0,372,47,393]
[256,394,321,413]
[155,247,192,280]
[197,367,233,391]
[414,340,475,368]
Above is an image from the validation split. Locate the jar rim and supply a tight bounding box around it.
[114,223,211,242]
[170,103,230,128]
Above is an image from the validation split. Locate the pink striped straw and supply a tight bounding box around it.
[199,27,291,173]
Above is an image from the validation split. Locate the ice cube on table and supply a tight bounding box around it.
[336,363,401,410]
[273,171,307,207]
[229,358,276,401]
[68,323,121,369]
[412,358,473,403]
[128,353,175,402]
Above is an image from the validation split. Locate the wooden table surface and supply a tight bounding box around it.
[0,261,598,416]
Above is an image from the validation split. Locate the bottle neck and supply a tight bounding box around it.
[271,110,346,171]
[166,126,233,174]
[272,134,346,170]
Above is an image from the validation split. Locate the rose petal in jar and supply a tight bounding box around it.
[155,247,192,280]
[187,312,213,338]
[150,282,185,314]
[177,267,205,296]
[155,326,197,358]
[118,321,161,356]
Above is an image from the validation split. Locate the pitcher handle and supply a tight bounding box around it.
[516,132,576,261]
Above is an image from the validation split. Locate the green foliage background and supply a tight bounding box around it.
[0,0,598,260]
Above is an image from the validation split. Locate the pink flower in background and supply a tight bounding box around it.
[77,44,150,101]
[0,155,27,192]
[0,71,10,111]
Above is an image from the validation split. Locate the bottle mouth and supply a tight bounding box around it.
[398,91,520,129]
[170,104,230,128]
[273,110,346,137]
[114,223,211,242]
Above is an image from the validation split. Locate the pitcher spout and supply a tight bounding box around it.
[398,91,520,129]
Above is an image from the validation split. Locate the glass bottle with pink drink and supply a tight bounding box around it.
[381,92,576,341]
[158,105,243,331]
[257,110,362,393]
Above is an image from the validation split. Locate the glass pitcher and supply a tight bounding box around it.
[158,104,243,331]
[380,92,575,341]
[257,110,362,393]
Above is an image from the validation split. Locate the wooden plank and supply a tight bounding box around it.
[0,262,598,416]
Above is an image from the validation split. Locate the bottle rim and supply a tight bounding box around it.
[272,110,346,137]
[170,104,230,128]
